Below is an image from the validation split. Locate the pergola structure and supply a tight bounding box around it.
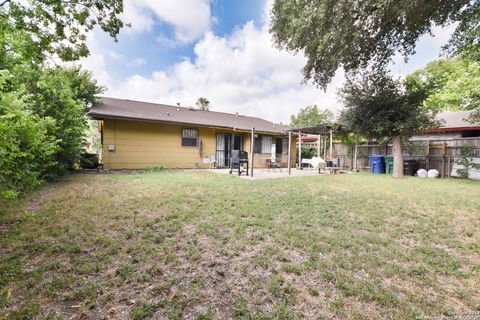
[286,123,355,175]
[247,123,353,177]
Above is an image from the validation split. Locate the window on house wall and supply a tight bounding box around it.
[254,135,277,153]
[282,138,288,154]
[182,128,198,146]
[254,136,262,153]
[262,136,272,153]
[276,138,283,154]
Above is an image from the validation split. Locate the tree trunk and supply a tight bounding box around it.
[392,135,404,178]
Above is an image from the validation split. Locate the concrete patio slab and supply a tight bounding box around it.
[205,168,324,180]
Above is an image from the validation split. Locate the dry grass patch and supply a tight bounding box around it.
[0,171,479,319]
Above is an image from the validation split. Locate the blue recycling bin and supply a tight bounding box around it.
[369,155,385,174]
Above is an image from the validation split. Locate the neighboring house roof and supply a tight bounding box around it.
[89,97,286,134]
[431,110,480,132]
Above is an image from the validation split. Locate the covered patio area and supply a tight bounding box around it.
[226,123,348,177]
[206,168,325,180]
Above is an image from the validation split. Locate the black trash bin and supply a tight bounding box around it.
[403,159,417,176]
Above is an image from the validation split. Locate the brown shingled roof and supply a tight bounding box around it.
[435,110,480,130]
[89,97,286,134]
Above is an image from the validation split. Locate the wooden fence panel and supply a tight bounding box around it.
[329,138,480,178]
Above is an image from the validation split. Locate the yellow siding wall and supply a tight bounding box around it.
[102,119,217,169]
[101,119,296,170]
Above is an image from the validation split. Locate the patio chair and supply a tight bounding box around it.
[203,155,217,169]
[266,159,280,172]
[209,155,217,169]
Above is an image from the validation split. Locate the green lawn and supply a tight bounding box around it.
[1,171,479,319]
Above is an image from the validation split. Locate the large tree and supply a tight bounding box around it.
[0,70,57,198]
[0,66,103,197]
[290,105,333,128]
[0,0,121,198]
[446,2,480,62]
[0,0,124,63]
[406,57,480,121]
[30,67,104,177]
[339,70,437,178]
[270,0,479,88]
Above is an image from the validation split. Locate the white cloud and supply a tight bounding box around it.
[130,57,147,67]
[156,33,180,49]
[107,50,123,60]
[78,1,344,123]
[103,18,343,123]
[121,0,213,43]
[120,0,155,33]
[73,33,112,88]
[81,1,456,124]
[390,24,457,75]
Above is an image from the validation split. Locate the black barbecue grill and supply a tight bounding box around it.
[230,150,249,176]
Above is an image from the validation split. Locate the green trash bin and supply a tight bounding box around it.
[385,155,394,174]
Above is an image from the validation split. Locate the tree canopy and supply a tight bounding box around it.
[270,0,479,88]
[0,0,120,198]
[339,69,437,177]
[406,57,480,121]
[339,70,435,139]
[0,70,57,198]
[0,0,125,63]
[290,105,333,128]
[0,66,103,197]
[445,1,480,61]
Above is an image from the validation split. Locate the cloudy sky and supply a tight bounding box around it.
[79,0,456,124]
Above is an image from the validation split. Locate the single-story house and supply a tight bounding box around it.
[89,97,296,170]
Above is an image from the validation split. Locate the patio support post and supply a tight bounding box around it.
[250,128,255,177]
[230,132,234,174]
[317,134,321,157]
[298,131,302,169]
[354,137,358,172]
[288,131,292,175]
[329,129,333,160]
[324,136,327,159]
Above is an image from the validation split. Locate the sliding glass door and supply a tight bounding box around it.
[216,133,243,168]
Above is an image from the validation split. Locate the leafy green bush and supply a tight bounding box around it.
[301,147,316,159]
[0,66,101,199]
[456,145,480,179]
[0,73,57,198]
[28,67,102,178]
[0,0,113,199]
